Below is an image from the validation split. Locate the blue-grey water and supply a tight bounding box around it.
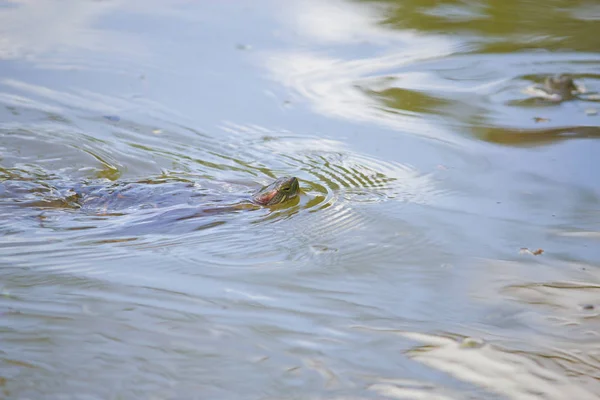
[1,1,599,399]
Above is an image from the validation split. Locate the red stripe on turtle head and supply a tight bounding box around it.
[254,189,277,205]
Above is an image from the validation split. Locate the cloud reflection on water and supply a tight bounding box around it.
[264,0,600,147]
[264,0,464,144]
[0,0,147,63]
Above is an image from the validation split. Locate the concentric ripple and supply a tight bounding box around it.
[222,122,443,206]
[1,103,447,274]
[140,124,449,271]
[155,127,447,271]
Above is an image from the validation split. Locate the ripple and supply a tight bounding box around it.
[264,33,600,147]
[134,127,447,270]
[1,111,446,274]
[213,127,446,260]
[222,125,442,206]
[394,330,600,400]
[264,48,462,144]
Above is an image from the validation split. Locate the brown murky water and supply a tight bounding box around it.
[1,1,599,399]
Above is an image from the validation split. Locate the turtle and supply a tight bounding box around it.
[1,175,301,214]
[524,74,584,102]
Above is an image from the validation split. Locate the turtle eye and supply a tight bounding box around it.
[281,186,290,192]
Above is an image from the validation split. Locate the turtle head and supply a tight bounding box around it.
[252,176,300,206]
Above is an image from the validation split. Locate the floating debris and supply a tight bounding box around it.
[460,337,485,349]
[519,248,544,256]
[152,129,162,135]
[533,117,550,123]
[310,244,337,254]
[585,108,598,116]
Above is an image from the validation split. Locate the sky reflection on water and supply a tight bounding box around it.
[0,0,599,399]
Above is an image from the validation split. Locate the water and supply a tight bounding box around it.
[1,0,599,399]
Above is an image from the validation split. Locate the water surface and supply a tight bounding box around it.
[1,0,599,399]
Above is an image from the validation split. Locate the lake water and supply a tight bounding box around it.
[1,1,599,399]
